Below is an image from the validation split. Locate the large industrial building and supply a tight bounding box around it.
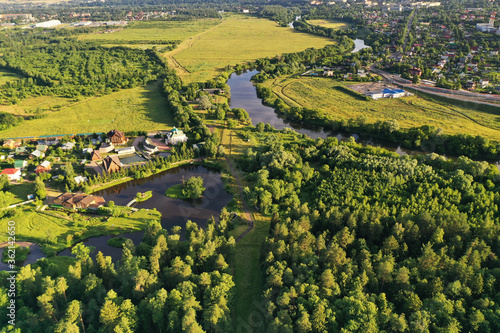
[34,20,61,28]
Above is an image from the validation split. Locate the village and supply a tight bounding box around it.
[0,128,192,210]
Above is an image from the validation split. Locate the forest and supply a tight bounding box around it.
[0,39,165,103]
[238,130,500,332]
[0,213,236,332]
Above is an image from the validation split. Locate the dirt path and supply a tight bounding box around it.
[163,19,224,79]
[225,157,255,242]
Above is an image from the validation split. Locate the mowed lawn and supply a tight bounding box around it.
[264,76,500,140]
[169,14,335,84]
[306,19,350,30]
[0,83,173,138]
[0,208,160,254]
[78,20,221,43]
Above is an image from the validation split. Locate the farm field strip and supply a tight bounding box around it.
[168,14,335,84]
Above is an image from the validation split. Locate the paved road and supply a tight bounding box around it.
[370,68,500,109]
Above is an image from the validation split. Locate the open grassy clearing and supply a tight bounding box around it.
[167,14,335,84]
[0,208,160,254]
[0,69,23,85]
[0,83,173,138]
[306,19,350,29]
[8,182,35,204]
[0,95,70,117]
[263,76,500,140]
[78,20,221,44]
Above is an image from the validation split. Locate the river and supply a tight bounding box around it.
[227,69,419,156]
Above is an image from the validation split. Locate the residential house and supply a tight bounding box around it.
[115,146,135,155]
[409,67,423,76]
[107,130,128,145]
[30,150,45,159]
[102,155,122,173]
[479,78,490,88]
[166,128,188,146]
[82,148,93,154]
[52,193,106,209]
[14,146,28,156]
[1,168,21,181]
[143,138,158,153]
[35,145,48,153]
[61,142,75,150]
[37,138,59,146]
[2,140,21,150]
[14,160,28,169]
[35,161,51,174]
[465,80,476,90]
[98,142,115,154]
[74,176,88,185]
[91,150,103,161]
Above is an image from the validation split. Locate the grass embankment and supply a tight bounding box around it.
[166,13,335,84]
[263,76,500,140]
[1,245,30,264]
[0,83,173,138]
[306,19,350,30]
[0,207,161,255]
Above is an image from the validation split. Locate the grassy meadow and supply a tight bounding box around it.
[263,76,500,140]
[78,20,221,44]
[306,19,350,29]
[0,69,23,85]
[0,83,173,138]
[166,14,335,84]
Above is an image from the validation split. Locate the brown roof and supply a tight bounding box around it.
[102,155,122,172]
[53,193,106,208]
[107,129,126,140]
[91,150,102,160]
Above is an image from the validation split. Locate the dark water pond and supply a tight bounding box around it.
[58,164,232,261]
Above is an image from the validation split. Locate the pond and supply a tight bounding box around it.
[58,164,232,261]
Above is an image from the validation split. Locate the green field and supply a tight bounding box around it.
[0,208,160,254]
[166,14,335,84]
[263,76,500,140]
[79,20,221,44]
[306,19,350,30]
[0,95,71,117]
[0,69,23,85]
[0,83,173,138]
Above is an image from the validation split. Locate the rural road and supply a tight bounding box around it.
[225,158,255,242]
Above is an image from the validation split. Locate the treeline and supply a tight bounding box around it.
[0,39,166,103]
[238,131,500,331]
[251,43,353,82]
[87,39,180,45]
[259,5,300,26]
[0,212,236,332]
